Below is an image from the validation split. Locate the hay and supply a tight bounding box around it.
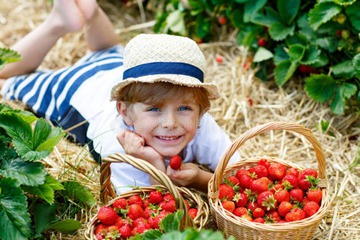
[1,0,360,239]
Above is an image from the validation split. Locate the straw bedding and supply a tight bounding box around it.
[1,0,359,239]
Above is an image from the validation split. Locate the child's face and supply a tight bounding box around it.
[123,95,201,158]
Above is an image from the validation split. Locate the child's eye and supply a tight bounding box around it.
[179,106,191,111]
[147,107,160,112]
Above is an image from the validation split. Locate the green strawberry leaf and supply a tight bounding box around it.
[305,74,338,103]
[0,158,47,186]
[48,219,82,234]
[330,83,357,115]
[62,181,96,207]
[277,0,300,25]
[243,0,266,22]
[253,47,273,62]
[332,60,355,79]
[160,210,183,233]
[0,48,21,69]
[165,10,186,35]
[269,22,295,41]
[0,178,31,240]
[33,203,57,237]
[353,53,360,78]
[288,44,305,62]
[308,2,342,30]
[274,60,298,86]
[300,45,321,65]
[345,1,360,31]
[22,175,63,204]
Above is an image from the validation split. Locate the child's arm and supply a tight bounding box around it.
[166,163,213,192]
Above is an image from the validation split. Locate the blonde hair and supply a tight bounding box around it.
[115,82,211,115]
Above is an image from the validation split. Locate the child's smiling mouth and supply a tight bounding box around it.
[156,135,182,141]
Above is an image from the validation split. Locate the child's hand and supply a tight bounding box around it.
[116,130,166,172]
[166,163,200,187]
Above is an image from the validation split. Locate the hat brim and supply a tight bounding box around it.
[111,74,220,101]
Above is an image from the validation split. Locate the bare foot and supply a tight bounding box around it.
[76,0,99,22]
[47,0,87,33]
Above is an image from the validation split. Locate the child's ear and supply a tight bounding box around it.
[117,101,134,126]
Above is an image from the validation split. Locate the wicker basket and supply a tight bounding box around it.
[85,153,209,239]
[208,122,332,240]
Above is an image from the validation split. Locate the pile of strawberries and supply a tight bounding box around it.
[93,190,198,239]
[218,159,322,224]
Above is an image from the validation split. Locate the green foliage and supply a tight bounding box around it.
[0,103,96,239]
[152,0,360,115]
[131,210,234,240]
[0,48,21,69]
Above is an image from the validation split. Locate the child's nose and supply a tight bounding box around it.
[161,112,178,129]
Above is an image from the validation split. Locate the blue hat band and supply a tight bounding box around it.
[123,62,204,83]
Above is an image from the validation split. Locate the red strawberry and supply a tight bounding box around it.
[188,208,198,219]
[278,201,293,217]
[298,168,318,190]
[258,158,271,168]
[237,170,253,189]
[250,177,270,194]
[128,195,143,208]
[218,15,227,25]
[274,189,290,203]
[249,165,268,179]
[306,188,322,204]
[252,207,265,218]
[303,201,320,217]
[247,202,258,211]
[149,191,163,204]
[266,210,281,222]
[97,206,119,225]
[289,188,304,202]
[257,38,267,47]
[241,214,253,221]
[219,183,235,201]
[161,199,176,213]
[253,217,265,223]
[257,191,276,211]
[285,208,306,222]
[94,223,108,235]
[225,176,240,186]
[119,224,132,238]
[233,207,248,217]
[221,200,235,213]
[215,55,224,63]
[113,217,125,229]
[163,193,175,202]
[282,174,299,189]
[234,192,248,207]
[268,163,287,181]
[169,155,182,170]
[127,204,144,220]
[112,198,128,210]
[270,183,284,193]
[286,167,299,177]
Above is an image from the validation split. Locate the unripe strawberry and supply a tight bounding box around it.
[169,155,182,170]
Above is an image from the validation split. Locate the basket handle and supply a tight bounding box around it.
[100,153,192,227]
[211,122,327,195]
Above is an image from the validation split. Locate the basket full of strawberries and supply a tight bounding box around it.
[208,122,332,240]
[85,153,209,240]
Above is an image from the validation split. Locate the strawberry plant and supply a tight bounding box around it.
[150,0,360,115]
[0,48,21,69]
[0,103,96,239]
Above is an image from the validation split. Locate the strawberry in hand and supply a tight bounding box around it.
[169,155,182,170]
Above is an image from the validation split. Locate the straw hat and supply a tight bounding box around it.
[110,34,220,100]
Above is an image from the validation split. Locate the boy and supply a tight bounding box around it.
[0,0,237,193]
